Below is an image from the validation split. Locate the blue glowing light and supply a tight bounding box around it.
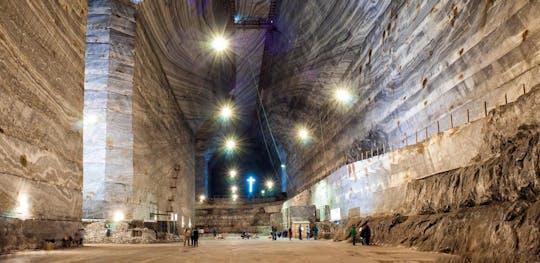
[247,176,256,193]
[234,15,241,23]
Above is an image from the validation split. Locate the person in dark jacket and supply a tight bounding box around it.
[298,225,303,240]
[288,227,292,241]
[192,228,199,247]
[313,225,319,240]
[360,224,371,245]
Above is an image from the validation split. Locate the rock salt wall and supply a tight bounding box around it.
[262,0,540,196]
[0,0,87,252]
[132,1,197,223]
[285,86,540,261]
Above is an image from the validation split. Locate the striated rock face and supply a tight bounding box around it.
[133,0,238,198]
[195,201,283,233]
[340,200,540,262]
[330,86,540,261]
[261,0,540,195]
[132,1,197,222]
[83,0,137,220]
[403,127,539,214]
[0,0,86,252]
[135,0,235,133]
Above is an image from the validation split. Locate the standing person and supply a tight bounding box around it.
[183,228,191,246]
[105,223,112,237]
[190,228,196,247]
[306,226,311,240]
[193,228,199,247]
[77,228,85,246]
[298,224,303,240]
[271,225,276,241]
[350,225,357,246]
[288,227,292,241]
[360,224,371,246]
[313,225,319,240]
[213,227,218,239]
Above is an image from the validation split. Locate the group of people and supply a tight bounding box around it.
[182,223,371,247]
[350,224,371,246]
[61,228,85,248]
[276,224,319,240]
[294,224,319,240]
[183,228,200,247]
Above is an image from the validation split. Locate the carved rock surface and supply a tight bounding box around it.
[330,86,540,261]
[132,1,197,223]
[196,201,283,233]
[337,200,540,262]
[0,0,86,252]
[261,0,540,194]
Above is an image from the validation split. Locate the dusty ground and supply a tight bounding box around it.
[0,239,457,263]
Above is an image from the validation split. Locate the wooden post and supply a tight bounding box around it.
[376,147,379,156]
[450,113,454,128]
[505,93,508,104]
[523,84,526,95]
[383,144,386,154]
[484,101,488,117]
[370,148,373,158]
[415,131,418,144]
[437,121,440,134]
[466,109,470,123]
[425,127,428,140]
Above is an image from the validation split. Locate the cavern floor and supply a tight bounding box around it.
[0,239,457,263]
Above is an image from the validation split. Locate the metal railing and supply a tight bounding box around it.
[295,84,534,194]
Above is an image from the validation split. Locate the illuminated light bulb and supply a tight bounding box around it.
[231,185,238,193]
[199,195,206,202]
[281,164,286,168]
[261,190,266,195]
[225,138,237,151]
[297,128,310,141]
[232,194,239,201]
[219,104,234,121]
[211,36,229,52]
[334,88,354,104]
[113,211,124,222]
[266,180,274,189]
[229,169,238,178]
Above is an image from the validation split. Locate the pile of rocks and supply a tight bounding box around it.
[83,221,181,244]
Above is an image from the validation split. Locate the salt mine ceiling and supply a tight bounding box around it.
[137,0,386,144]
[136,0,399,193]
[136,0,280,194]
[137,0,505,195]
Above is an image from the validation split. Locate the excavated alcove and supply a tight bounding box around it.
[0,0,539,261]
